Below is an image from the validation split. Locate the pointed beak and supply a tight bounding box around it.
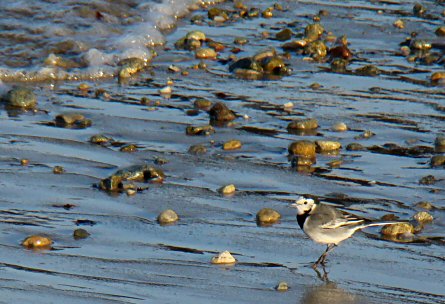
[289,202,298,208]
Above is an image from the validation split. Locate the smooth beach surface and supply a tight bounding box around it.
[0,0,444,303]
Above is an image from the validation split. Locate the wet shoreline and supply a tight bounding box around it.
[1,0,445,303]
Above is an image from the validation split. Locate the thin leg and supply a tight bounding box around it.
[312,244,336,269]
[313,265,330,282]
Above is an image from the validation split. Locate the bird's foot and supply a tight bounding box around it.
[312,253,328,269]
[312,265,330,282]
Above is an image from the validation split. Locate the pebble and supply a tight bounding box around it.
[211,251,236,264]
[414,201,434,210]
[207,41,225,52]
[346,143,365,151]
[90,134,112,145]
[288,140,316,158]
[283,102,294,110]
[99,175,123,191]
[304,40,327,60]
[431,72,445,84]
[186,30,206,41]
[380,223,414,236]
[120,144,138,152]
[435,136,445,152]
[209,102,236,122]
[419,175,436,185]
[430,155,445,167]
[256,208,281,224]
[309,82,321,89]
[276,29,293,41]
[78,83,90,91]
[56,113,84,124]
[436,26,445,36]
[195,48,217,60]
[381,214,399,221]
[208,8,229,22]
[357,130,375,139]
[413,211,433,224]
[157,209,179,225]
[304,23,324,41]
[73,228,90,240]
[53,166,65,174]
[126,189,137,196]
[262,8,273,18]
[287,118,318,130]
[355,65,380,76]
[327,159,343,168]
[186,125,215,136]
[55,113,92,128]
[275,281,288,291]
[159,86,172,95]
[154,157,169,165]
[393,19,405,29]
[315,140,341,152]
[186,109,199,116]
[400,46,411,56]
[118,57,146,78]
[194,98,212,110]
[413,3,427,16]
[234,37,249,45]
[22,235,52,249]
[188,144,208,154]
[219,184,236,195]
[168,65,181,73]
[223,140,242,150]
[331,122,348,132]
[291,156,315,167]
[5,87,37,109]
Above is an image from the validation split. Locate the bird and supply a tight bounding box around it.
[291,196,397,269]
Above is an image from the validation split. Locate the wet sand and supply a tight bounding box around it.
[1,0,445,303]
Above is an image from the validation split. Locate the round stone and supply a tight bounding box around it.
[22,235,53,249]
[315,140,341,152]
[276,281,288,291]
[346,143,365,151]
[219,184,236,195]
[195,48,217,60]
[414,201,434,210]
[380,223,414,236]
[287,118,318,130]
[413,211,433,224]
[256,208,281,224]
[157,209,179,225]
[288,140,316,158]
[223,140,242,150]
[53,166,65,174]
[5,87,37,109]
[73,228,90,240]
[331,122,348,132]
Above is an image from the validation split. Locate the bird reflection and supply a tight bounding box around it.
[300,273,363,304]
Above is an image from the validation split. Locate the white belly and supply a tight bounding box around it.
[303,222,356,245]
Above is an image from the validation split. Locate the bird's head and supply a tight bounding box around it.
[291,196,316,215]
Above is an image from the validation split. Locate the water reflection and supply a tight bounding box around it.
[300,280,364,304]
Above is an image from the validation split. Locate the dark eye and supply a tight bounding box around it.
[304,201,307,205]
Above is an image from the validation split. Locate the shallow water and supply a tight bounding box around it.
[1,0,445,303]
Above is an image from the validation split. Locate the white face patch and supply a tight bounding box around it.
[294,197,315,215]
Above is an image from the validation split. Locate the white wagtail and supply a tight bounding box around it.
[291,196,397,268]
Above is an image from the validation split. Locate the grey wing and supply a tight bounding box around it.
[311,204,364,229]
